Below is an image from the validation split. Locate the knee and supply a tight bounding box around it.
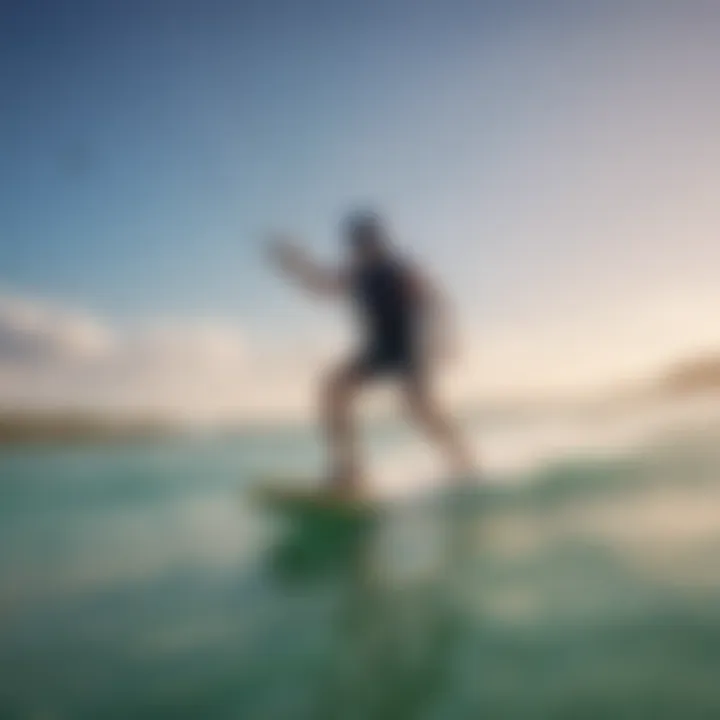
[403,384,428,415]
[405,387,442,425]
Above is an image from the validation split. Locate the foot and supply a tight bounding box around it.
[327,471,366,503]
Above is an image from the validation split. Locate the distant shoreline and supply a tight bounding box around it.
[0,411,176,447]
[1,354,719,447]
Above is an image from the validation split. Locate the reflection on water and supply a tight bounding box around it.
[1,409,720,719]
[264,500,472,720]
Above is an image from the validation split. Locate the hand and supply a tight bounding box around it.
[265,234,342,295]
[434,335,460,365]
[427,323,461,367]
[266,234,305,271]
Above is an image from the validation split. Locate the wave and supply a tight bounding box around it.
[371,394,720,498]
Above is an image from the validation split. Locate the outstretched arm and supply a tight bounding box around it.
[267,236,348,297]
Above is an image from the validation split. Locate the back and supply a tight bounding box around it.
[351,257,418,351]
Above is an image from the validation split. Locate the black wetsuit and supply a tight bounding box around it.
[351,257,423,379]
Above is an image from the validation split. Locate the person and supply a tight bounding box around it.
[268,211,475,498]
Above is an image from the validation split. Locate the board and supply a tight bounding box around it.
[251,480,379,519]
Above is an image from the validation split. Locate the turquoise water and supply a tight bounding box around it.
[1,404,720,719]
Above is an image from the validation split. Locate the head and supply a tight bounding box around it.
[343,210,391,265]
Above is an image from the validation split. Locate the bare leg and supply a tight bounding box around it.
[402,375,476,478]
[322,362,366,495]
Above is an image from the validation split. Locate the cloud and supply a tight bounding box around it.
[0,295,114,365]
[2,284,720,421]
[0,292,317,422]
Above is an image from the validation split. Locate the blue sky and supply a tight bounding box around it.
[1,1,720,415]
[3,0,514,318]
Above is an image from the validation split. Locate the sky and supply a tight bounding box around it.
[1,0,720,419]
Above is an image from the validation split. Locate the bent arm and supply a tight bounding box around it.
[268,237,347,297]
[406,266,459,362]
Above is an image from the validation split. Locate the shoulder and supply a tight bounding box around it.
[383,254,413,277]
[397,259,437,301]
[393,256,424,283]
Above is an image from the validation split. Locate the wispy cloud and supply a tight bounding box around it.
[0,292,316,421]
[1,284,720,420]
[0,295,114,365]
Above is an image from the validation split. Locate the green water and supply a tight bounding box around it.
[1,417,720,719]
